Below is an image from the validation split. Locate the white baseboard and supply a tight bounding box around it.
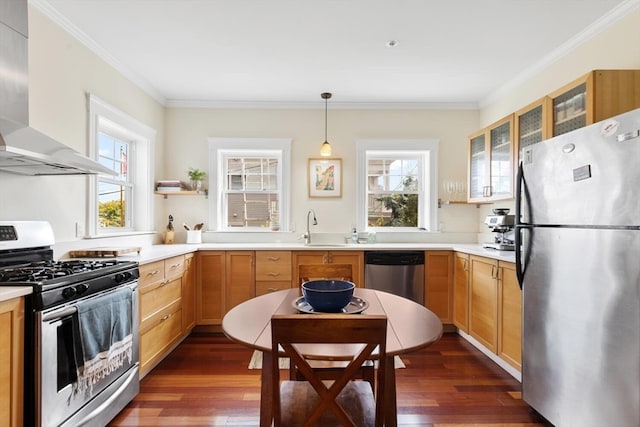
[456,330,522,382]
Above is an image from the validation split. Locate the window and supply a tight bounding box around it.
[208,138,291,231]
[97,133,132,228]
[88,94,155,236]
[356,139,439,232]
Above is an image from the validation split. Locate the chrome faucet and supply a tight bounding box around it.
[303,209,318,245]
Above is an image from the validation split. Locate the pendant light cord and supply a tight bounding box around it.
[324,96,328,142]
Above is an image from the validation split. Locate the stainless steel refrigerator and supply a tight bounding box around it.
[515,108,640,427]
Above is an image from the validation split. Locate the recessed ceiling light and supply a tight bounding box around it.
[386,40,399,48]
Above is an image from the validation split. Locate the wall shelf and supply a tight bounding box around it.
[155,190,208,199]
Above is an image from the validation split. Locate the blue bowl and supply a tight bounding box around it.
[301,279,355,312]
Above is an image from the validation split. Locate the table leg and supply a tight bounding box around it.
[383,355,398,427]
[260,351,274,427]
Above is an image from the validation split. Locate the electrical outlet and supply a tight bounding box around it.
[75,222,85,238]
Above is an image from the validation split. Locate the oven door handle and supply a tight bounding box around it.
[41,305,77,322]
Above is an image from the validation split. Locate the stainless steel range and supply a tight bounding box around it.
[0,221,140,427]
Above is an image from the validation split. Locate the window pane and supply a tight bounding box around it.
[225,157,278,191]
[367,157,419,228]
[98,132,128,181]
[226,192,278,228]
[98,182,127,228]
[368,193,418,227]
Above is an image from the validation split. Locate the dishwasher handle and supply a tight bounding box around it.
[364,251,425,265]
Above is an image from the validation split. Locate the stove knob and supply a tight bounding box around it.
[115,272,133,283]
[75,284,89,294]
[62,287,76,299]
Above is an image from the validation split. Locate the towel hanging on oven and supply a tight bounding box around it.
[73,287,133,397]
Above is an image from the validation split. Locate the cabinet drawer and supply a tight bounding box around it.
[140,307,182,372]
[256,251,291,281]
[256,280,292,296]
[139,260,164,289]
[140,277,181,323]
[164,255,185,279]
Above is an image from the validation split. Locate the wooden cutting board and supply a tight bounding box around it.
[68,247,142,258]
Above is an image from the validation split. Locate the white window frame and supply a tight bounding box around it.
[356,139,439,232]
[87,94,155,237]
[208,138,291,232]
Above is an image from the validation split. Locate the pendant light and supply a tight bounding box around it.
[320,92,332,157]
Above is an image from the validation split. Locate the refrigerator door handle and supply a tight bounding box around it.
[515,161,532,289]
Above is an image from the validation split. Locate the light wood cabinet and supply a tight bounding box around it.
[497,261,522,370]
[225,251,255,312]
[424,251,453,323]
[548,69,640,137]
[467,114,515,203]
[0,297,23,427]
[139,255,186,376]
[196,251,225,325]
[182,253,196,332]
[255,251,292,296]
[292,251,364,287]
[468,255,499,353]
[197,251,259,318]
[452,252,470,332]
[466,254,521,371]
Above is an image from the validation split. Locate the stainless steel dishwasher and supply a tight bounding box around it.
[364,251,425,304]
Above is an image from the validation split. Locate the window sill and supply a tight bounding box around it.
[85,231,157,239]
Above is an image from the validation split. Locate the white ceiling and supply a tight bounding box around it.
[34,0,635,108]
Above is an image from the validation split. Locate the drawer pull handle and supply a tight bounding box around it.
[147,270,160,277]
[268,287,278,292]
[267,257,281,261]
[267,272,281,277]
[169,263,182,270]
[160,279,170,286]
[161,313,172,321]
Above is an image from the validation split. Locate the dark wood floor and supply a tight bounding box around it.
[109,332,549,426]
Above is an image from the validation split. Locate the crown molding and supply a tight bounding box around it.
[29,0,167,105]
[480,0,640,108]
[165,99,478,110]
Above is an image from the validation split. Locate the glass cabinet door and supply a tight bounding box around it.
[489,120,513,199]
[468,133,486,200]
[552,82,587,136]
[467,115,514,203]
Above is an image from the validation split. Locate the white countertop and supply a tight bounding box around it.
[119,242,516,264]
[0,286,32,303]
[1,243,514,302]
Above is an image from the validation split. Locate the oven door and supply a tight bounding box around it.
[36,282,139,427]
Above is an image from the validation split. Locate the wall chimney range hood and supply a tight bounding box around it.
[0,0,114,176]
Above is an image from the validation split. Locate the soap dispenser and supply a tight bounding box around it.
[351,225,358,244]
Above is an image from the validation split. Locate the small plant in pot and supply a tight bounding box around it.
[187,168,206,192]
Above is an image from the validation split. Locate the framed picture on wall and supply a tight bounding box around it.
[308,157,342,198]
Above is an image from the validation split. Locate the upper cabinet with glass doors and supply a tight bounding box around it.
[549,69,640,137]
[467,114,514,203]
[514,97,551,154]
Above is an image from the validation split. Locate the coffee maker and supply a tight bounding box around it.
[482,208,515,251]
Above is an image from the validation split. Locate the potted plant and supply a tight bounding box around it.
[187,168,206,192]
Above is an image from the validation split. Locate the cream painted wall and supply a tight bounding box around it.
[480,8,640,126]
[161,107,481,240]
[0,7,165,244]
